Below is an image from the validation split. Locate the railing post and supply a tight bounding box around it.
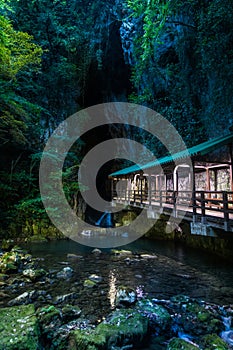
[223,191,229,231]
[173,191,177,217]
[192,190,197,223]
[160,191,163,210]
[148,175,152,206]
[201,191,206,224]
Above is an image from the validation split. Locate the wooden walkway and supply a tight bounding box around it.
[112,190,233,232]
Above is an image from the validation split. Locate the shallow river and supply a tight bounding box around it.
[21,237,233,323]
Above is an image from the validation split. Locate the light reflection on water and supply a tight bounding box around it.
[108,270,117,309]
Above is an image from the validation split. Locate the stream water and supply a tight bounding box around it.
[20,238,233,319]
[1,238,233,349]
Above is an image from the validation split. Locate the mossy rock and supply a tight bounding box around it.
[71,308,148,349]
[199,334,229,350]
[167,338,199,349]
[0,304,39,350]
[37,305,61,326]
[83,279,97,288]
[177,301,224,336]
[27,235,48,243]
[62,305,81,322]
[22,268,47,281]
[136,298,171,331]
[111,249,133,256]
[0,251,21,273]
[70,329,105,350]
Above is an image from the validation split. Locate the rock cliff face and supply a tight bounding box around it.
[111,0,233,142]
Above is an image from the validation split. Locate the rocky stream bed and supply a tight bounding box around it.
[0,242,233,349]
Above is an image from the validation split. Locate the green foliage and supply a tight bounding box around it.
[127,0,233,143]
[0,15,42,78]
[0,13,42,149]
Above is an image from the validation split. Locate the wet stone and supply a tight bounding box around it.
[54,292,78,304]
[92,248,102,255]
[56,266,73,279]
[88,274,103,283]
[67,253,83,260]
[83,279,97,288]
[8,290,50,306]
[111,249,133,257]
[22,268,47,281]
[115,286,137,307]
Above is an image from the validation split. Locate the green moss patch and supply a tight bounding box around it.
[0,304,39,350]
[199,334,229,350]
[167,338,199,349]
[71,308,148,349]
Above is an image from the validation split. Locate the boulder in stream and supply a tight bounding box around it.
[115,286,137,307]
[70,308,148,350]
[136,298,171,332]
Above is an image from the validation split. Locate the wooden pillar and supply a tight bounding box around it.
[148,175,152,206]
[206,167,210,192]
[229,143,233,191]
[201,191,206,224]
[192,159,197,222]
[214,169,218,192]
[140,174,143,205]
[223,191,229,231]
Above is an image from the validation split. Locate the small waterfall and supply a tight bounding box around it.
[221,316,233,346]
[223,316,232,331]
[96,211,113,228]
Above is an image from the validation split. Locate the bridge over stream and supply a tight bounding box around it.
[109,133,233,235]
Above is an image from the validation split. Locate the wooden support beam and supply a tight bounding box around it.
[206,168,210,191]
[229,143,233,191]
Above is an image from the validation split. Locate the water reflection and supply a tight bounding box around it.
[108,270,117,309]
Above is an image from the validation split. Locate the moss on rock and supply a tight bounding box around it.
[199,333,229,350]
[71,308,148,349]
[0,251,21,273]
[83,279,97,288]
[136,298,171,331]
[0,304,39,350]
[167,338,199,349]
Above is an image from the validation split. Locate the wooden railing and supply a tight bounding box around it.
[112,189,233,229]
